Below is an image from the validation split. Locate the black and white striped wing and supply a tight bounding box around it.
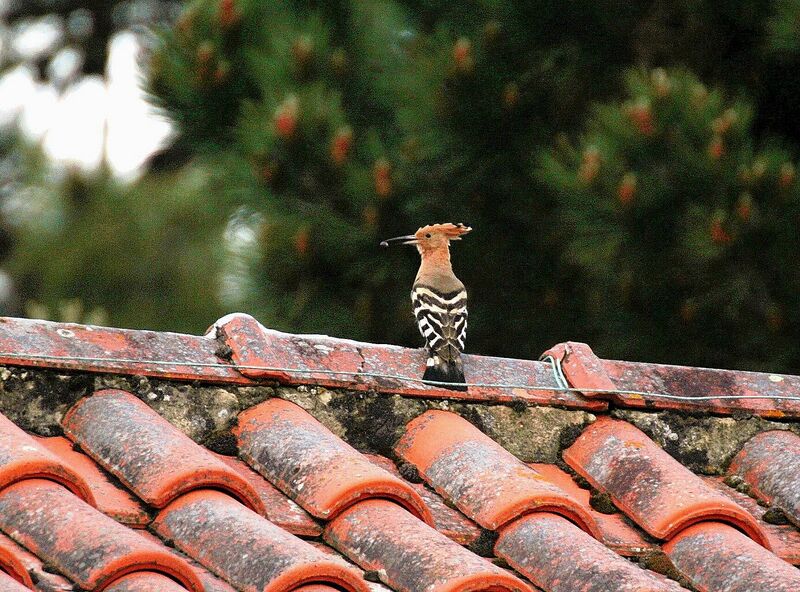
[411,286,467,359]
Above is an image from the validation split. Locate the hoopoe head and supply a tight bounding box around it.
[380,223,471,256]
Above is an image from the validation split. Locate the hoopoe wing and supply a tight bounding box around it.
[411,285,467,362]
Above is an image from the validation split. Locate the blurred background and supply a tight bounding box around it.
[1,0,800,372]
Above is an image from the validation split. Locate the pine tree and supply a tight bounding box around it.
[5,0,800,371]
[144,1,800,369]
[146,0,648,356]
[538,69,800,369]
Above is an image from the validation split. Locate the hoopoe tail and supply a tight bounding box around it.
[423,353,467,391]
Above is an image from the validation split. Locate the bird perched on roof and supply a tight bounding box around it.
[381,223,471,391]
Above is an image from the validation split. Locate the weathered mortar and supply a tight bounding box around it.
[612,408,800,475]
[0,365,797,474]
[0,366,94,436]
[277,385,595,462]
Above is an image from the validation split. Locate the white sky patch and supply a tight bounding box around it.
[106,32,173,180]
[10,15,63,60]
[19,76,59,141]
[0,29,173,180]
[42,75,107,170]
[47,46,83,84]
[0,64,37,128]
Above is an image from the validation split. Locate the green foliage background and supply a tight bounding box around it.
[5,0,800,372]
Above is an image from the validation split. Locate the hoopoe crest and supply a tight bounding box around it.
[381,223,471,391]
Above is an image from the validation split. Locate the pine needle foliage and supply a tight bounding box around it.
[147,0,640,356]
[539,69,800,369]
[142,0,800,370]
[6,162,227,332]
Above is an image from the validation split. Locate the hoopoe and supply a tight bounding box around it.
[381,223,471,391]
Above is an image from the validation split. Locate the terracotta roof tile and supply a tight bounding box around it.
[0,317,244,383]
[395,410,598,534]
[324,499,533,592]
[152,489,369,592]
[664,522,800,592]
[63,389,265,513]
[305,541,395,592]
[0,412,95,507]
[728,430,800,527]
[542,342,617,396]
[235,398,433,524]
[135,531,237,592]
[495,513,682,592]
[364,454,483,546]
[0,479,202,591]
[212,452,322,537]
[214,313,605,408]
[0,570,31,592]
[0,532,37,590]
[0,315,798,591]
[2,315,797,416]
[545,341,800,418]
[563,416,770,546]
[35,435,149,528]
[604,359,800,419]
[102,572,191,592]
[0,531,73,591]
[527,463,657,557]
[701,475,800,564]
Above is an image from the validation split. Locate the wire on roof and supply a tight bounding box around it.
[0,351,798,403]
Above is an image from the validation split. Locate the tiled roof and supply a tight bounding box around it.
[0,314,797,592]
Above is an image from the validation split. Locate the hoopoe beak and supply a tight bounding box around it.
[380,235,417,247]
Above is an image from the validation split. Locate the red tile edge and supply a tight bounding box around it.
[395,410,600,536]
[214,313,604,409]
[63,389,265,514]
[363,454,483,546]
[136,530,238,592]
[0,316,246,383]
[213,453,322,537]
[236,398,434,525]
[563,417,771,548]
[728,430,800,528]
[291,542,401,592]
[212,313,360,383]
[0,534,34,588]
[664,522,800,592]
[36,435,150,528]
[103,571,191,592]
[153,490,370,592]
[543,342,800,418]
[702,476,800,565]
[542,342,616,396]
[93,560,200,592]
[0,530,73,591]
[324,499,533,592]
[546,341,800,419]
[0,411,95,507]
[496,513,682,592]
[0,479,203,592]
[528,463,658,557]
[603,359,800,419]
[0,571,30,592]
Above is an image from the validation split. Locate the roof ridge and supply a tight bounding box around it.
[0,314,797,418]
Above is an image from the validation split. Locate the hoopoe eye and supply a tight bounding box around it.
[425,233,431,238]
